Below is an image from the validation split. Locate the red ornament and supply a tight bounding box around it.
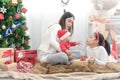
[14,13,20,19]
[16,46,22,50]
[15,34,18,38]
[21,8,27,14]
[25,27,28,30]
[0,13,4,21]
[24,40,29,44]
[80,56,87,61]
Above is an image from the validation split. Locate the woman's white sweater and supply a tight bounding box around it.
[38,24,61,54]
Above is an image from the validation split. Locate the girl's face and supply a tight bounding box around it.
[86,34,98,47]
[65,17,74,29]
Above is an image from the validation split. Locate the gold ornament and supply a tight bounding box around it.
[9,16,13,21]
[12,0,18,4]
[11,0,18,6]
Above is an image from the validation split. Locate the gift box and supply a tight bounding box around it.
[0,63,17,71]
[14,50,37,65]
[0,48,14,64]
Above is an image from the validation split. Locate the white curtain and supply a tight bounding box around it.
[22,0,94,50]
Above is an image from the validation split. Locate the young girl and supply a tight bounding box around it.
[86,32,117,66]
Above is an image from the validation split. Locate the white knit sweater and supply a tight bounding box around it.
[38,24,61,54]
[87,46,117,65]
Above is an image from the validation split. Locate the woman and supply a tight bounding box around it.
[38,12,83,65]
[86,32,117,66]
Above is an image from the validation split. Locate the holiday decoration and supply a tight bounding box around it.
[92,0,118,10]
[0,0,30,49]
[24,40,28,44]
[0,13,4,21]
[14,13,20,19]
[61,0,70,13]
[12,0,18,4]
[14,50,37,65]
[0,6,7,14]
[0,35,2,38]
[21,8,27,14]
[12,24,16,28]
[25,31,30,36]
[9,16,13,21]
[2,25,6,30]
[11,0,18,6]
[0,48,14,64]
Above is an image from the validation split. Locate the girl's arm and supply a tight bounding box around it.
[49,24,61,51]
[94,47,108,66]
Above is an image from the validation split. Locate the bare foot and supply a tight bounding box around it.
[103,30,109,40]
[110,30,117,41]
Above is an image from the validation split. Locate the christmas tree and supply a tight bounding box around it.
[0,0,30,50]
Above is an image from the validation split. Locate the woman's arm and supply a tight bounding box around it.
[49,24,61,51]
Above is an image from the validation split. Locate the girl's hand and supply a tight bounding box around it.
[88,57,95,64]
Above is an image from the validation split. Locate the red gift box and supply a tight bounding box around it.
[0,48,14,64]
[14,50,37,65]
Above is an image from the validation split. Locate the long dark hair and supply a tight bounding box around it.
[95,32,110,55]
[59,12,75,35]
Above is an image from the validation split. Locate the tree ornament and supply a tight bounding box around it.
[25,27,28,30]
[12,24,16,28]
[22,26,28,30]
[0,6,7,14]
[0,13,4,21]
[5,27,13,36]
[24,40,28,44]
[16,46,22,50]
[15,21,21,26]
[21,8,27,14]
[9,16,13,21]
[25,31,29,36]
[2,25,6,30]
[15,34,18,38]
[10,0,18,6]
[17,4,21,13]
[12,0,18,4]
[0,35,2,38]
[14,13,20,19]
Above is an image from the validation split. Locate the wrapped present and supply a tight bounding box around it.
[17,61,33,73]
[14,50,37,65]
[0,48,14,64]
[0,63,17,71]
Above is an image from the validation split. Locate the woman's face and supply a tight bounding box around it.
[65,17,74,28]
[86,34,98,47]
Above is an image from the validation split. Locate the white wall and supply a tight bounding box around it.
[22,0,94,49]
